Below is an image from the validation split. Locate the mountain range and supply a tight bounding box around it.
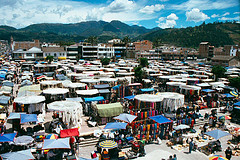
[0,20,239,48]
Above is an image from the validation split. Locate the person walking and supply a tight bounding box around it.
[225,147,232,160]
[172,154,177,160]
[189,139,194,153]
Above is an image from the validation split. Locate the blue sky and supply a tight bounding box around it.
[0,0,239,29]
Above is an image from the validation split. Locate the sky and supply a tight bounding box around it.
[0,0,239,29]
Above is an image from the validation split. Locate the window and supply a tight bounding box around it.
[60,53,62,56]
[54,53,56,57]
[26,53,32,56]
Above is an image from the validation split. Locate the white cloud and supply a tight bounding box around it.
[233,12,240,14]
[107,0,135,13]
[222,12,230,16]
[186,8,210,22]
[140,4,164,14]
[211,14,220,18]
[218,16,240,20]
[159,0,169,2]
[156,13,178,29]
[171,0,238,11]
[0,0,155,28]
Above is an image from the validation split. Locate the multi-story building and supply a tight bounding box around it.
[211,56,239,67]
[199,42,210,58]
[42,47,67,60]
[66,44,81,60]
[82,43,98,59]
[135,50,160,60]
[134,40,153,52]
[98,44,114,58]
[12,47,43,61]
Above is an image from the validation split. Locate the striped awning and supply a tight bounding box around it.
[99,140,117,149]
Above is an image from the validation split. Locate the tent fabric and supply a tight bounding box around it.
[140,88,155,92]
[2,81,14,87]
[205,129,231,140]
[174,124,190,130]
[42,137,70,150]
[20,114,38,124]
[234,101,240,106]
[84,96,105,103]
[149,115,173,124]
[43,88,69,95]
[124,95,135,100]
[0,95,10,105]
[14,136,34,146]
[0,133,17,143]
[96,102,123,117]
[201,89,215,92]
[7,112,26,120]
[134,94,163,103]
[104,122,128,130]
[76,89,99,96]
[112,84,121,90]
[222,93,234,98]
[0,149,35,160]
[94,84,110,89]
[60,128,79,138]
[98,89,110,94]
[14,96,45,104]
[66,97,83,102]
[113,113,137,123]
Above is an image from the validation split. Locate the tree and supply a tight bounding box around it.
[122,36,131,58]
[211,65,226,81]
[134,66,143,83]
[139,58,148,67]
[101,58,110,65]
[87,36,98,45]
[229,77,240,92]
[46,56,54,64]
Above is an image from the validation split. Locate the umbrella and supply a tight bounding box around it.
[0,149,35,160]
[0,133,17,143]
[230,91,238,97]
[209,155,228,160]
[104,122,128,130]
[42,137,70,150]
[174,124,190,130]
[205,129,231,140]
[113,113,137,123]
[46,134,58,139]
[20,114,38,124]
[219,115,231,120]
[99,140,118,149]
[14,136,34,146]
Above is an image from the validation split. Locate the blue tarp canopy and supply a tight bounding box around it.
[205,129,230,140]
[84,96,105,103]
[140,88,155,92]
[112,84,121,90]
[7,112,26,120]
[20,114,38,124]
[2,81,14,87]
[104,122,128,130]
[42,137,70,149]
[94,84,110,89]
[0,133,17,143]
[124,95,135,100]
[202,89,215,93]
[0,95,10,105]
[113,113,137,123]
[222,93,234,98]
[99,89,110,94]
[234,101,240,106]
[66,97,83,103]
[149,115,173,124]
[79,158,98,160]
[0,149,35,160]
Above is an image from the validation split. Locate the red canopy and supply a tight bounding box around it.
[60,128,79,138]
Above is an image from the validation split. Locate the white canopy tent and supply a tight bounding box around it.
[134,94,163,103]
[43,88,69,95]
[48,101,82,127]
[76,89,99,96]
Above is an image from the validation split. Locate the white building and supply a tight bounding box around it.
[12,47,43,60]
[42,47,66,60]
[97,44,115,58]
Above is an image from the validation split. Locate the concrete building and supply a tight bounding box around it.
[211,56,240,67]
[12,47,43,61]
[135,50,160,60]
[66,44,81,60]
[134,40,153,52]
[199,42,210,58]
[42,47,66,60]
[98,44,114,58]
[82,43,98,59]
